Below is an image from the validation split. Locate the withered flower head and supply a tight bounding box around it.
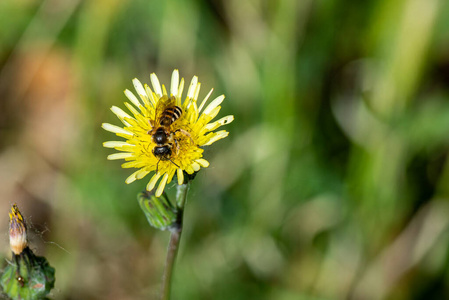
[9,204,28,255]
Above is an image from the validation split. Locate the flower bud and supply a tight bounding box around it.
[9,204,27,255]
[1,204,56,299]
[138,191,178,231]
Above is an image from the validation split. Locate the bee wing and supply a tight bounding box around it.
[154,96,177,124]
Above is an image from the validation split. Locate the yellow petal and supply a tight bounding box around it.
[107,153,133,160]
[203,95,224,116]
[185,165,194,174]
[150,73,162,97]
[124,88,142,108]
[177,78,185,106]
[170,69,179,97]
[103,141,132,148]
[204,115,234,131]
[111,106,133,121]
[132,78,150,107]
[198,88,214,113]
[155,173,169,197]
[196,159,209,168]
[187,76,198,99]
[203,130,229,146]
[147,173,162,191]
[121,160,146,168]
[124,102,141,119]
[191,162,201,172]
[125,170,140,184]
[136,168,150,180]
[177,168,184,185]
[144,84,156,107]
[166,168,176,184]
[194,82,201,101]
[102,123,133,136]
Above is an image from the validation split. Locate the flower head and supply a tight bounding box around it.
[9,204,28,255]
[3,204,55,298]
[102,70,233,197]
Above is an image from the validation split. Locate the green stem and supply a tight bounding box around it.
[160,182,189,300]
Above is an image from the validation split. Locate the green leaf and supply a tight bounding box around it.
[1,248,55,300]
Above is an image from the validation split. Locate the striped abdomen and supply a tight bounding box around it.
[160,106,182,126]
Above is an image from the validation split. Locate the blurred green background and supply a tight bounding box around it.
[1,0,449,299]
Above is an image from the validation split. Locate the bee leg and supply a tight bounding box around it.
[174,139,180,155]
[175,129,195,145]
[169,159,179,168]
[147,119,155,134]
[168,141,180,168]
[156,158,161,174]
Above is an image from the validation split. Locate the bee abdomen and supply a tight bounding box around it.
[160,106,182,126]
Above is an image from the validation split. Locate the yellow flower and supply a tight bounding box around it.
[102,70,233,197]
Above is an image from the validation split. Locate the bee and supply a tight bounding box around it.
[148,96,193,170]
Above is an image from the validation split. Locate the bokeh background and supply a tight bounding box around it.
[1,0,449,299]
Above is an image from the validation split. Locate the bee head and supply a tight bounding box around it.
[152,144,172,160]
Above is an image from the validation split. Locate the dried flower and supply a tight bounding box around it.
[9,204,27,255]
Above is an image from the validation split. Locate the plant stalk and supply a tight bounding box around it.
[160,182,189,300]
